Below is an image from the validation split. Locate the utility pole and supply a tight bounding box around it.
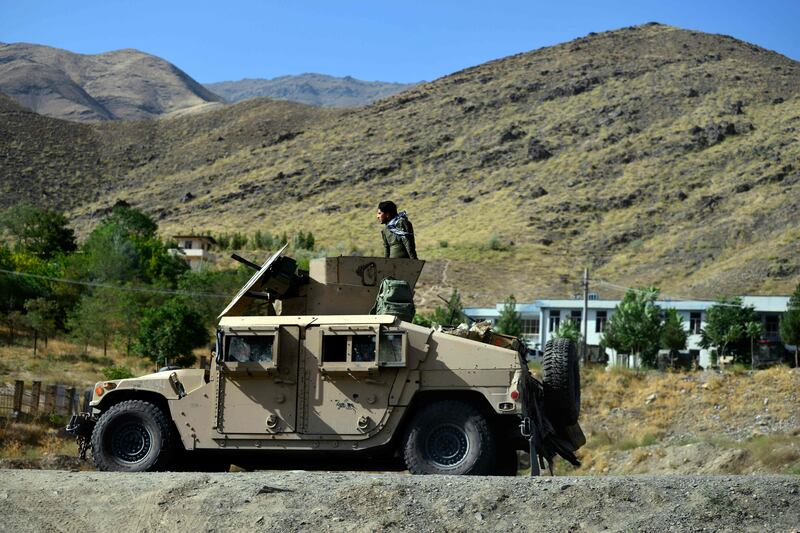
[582,267,589,364]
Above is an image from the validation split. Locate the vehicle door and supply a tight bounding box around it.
[303,324,407,436]
[214,325,300,435]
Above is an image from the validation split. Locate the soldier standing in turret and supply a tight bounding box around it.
[376,201,417,259]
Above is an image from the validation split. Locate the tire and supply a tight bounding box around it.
[91,400,175,472]
[542,338,581,426]
[403,400,495,475]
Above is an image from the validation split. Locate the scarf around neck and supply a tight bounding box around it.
[386,211,413,237]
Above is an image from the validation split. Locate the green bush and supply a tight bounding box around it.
[101,365,134,380]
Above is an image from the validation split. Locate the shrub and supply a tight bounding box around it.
[101,365,134,380]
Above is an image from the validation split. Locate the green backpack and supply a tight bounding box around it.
[370,277,416,322]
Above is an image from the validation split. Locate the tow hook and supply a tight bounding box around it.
[66,413,96,460]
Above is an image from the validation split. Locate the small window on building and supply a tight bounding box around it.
[595,311,607,333]
[226,335,275,363]
[548,312,560,333]
[184,240,193,249]
[765,316,778,333]
[765,316,779,336]
[689,312,702,334]
[570,310,582,330]
[520,319,539,336]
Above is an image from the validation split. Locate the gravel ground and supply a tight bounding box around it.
[0,470,798,532]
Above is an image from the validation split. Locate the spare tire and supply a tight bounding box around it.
[542,338,580,426]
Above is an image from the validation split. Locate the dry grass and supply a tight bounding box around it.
[570,365,800,475]
[0,419,76,461]
[0,335,152,386]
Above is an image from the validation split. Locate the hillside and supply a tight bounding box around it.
[1,24,799,306]
[205,73,415,107]
[0,43,223,121]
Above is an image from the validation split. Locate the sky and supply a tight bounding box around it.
[1,0,799,84]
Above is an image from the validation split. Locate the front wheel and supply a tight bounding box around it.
[403,400,495,475]
[91,400,175,472]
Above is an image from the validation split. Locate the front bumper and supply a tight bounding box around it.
[66,412,96,460]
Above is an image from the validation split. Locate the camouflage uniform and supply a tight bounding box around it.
[382,212,417,259]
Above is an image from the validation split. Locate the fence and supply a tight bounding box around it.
[0,380,92,421]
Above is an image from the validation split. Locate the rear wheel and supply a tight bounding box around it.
[403,400,495,475]
[542,338,581,426]
[91,400,175,472]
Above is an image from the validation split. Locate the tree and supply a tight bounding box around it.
[745,320,763,369]
[495,295,522,337]
[430,289,464,327]
[72,208,187,286]
[553,318,581,344]
[67,288,140,357]
[660,308,688,367]
[177,268,251,330]
[104,203,157,239]
[135,299,208,367]
[779,283,800,368]
[24,297,60,355]
[699,297,758,365]
[601,288,663,368]
[0,204,76,259]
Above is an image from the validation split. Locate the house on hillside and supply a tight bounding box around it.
[464,295,792,369]
[169,235,217,271]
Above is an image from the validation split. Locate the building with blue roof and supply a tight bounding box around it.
[464,296,792,368]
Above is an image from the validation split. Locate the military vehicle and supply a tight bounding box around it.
[67,248,584,475]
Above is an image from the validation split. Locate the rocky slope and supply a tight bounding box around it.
[1,24,799,304]
[0,43,223,121]
[205,73,415,107]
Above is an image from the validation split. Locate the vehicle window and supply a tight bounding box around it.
[226,336,274,363]
[352,335,376,362]
[322,335,347,362]
[379,333,403,363]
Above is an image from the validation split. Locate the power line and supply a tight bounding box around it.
[0,268,229,299]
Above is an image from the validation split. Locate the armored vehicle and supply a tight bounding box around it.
[68,248,584,475]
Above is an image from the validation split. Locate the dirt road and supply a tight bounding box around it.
[0,470,798,532]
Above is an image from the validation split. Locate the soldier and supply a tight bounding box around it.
[376,201,417,259]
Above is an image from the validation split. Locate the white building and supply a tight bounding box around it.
[169,235,217,271]
[464,295,791,368]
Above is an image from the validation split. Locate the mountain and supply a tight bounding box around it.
[1,24,799,306]
[205,74,416,107]
[0,43,224,121]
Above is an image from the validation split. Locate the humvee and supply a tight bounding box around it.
[67,248,584,475]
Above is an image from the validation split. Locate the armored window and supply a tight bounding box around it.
[320,327,405,370]
[322,335,347,363]
[351,335,376,362]
[225,335,275,363]
[379,333,404,364]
